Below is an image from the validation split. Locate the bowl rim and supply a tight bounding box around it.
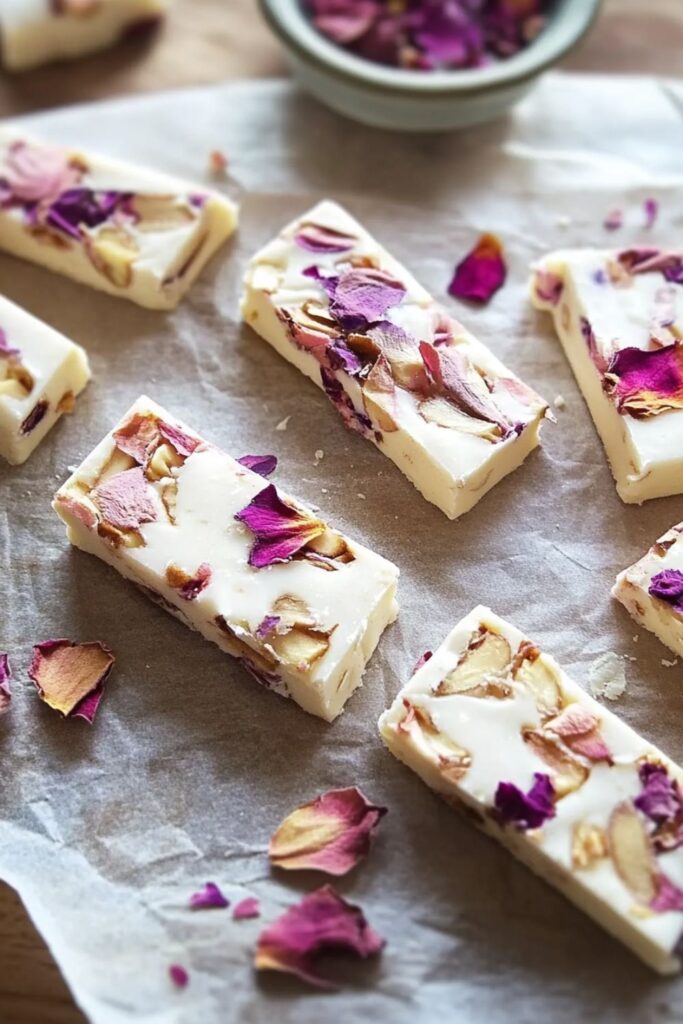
[259,0,603,98]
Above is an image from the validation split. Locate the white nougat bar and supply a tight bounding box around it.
[0,0,168,71]
[53,396,399,721]
[242,200,549,520]
[614,523,683,657]
[379,606,683,974]
[0,130,238,309]
[532,247,683,503]
[0,292,90,464]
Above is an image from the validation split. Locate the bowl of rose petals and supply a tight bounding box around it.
[259,0,602,131]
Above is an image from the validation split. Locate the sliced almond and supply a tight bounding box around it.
[132,194,196,231]
[419,397,501,442]
[608,801,658,905]
[268,625,330,671]
[85,227,138,288]
[572,822,609,869]
[306,527,352,561]
[523,729,589,798]
[272,594,317,629]
[5,361,34,395]
[56,390,76,415]
[435,628,512,697]
[96,521,144,549]
[513,646,562,716]
[214,616,278,672]
[146,442,184,482]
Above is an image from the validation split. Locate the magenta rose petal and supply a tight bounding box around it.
[604,345,683,418]
[448,233,506,304]
[233,896,261,920]
[0,652,11,716]
[235,484,325,568]
[254,885,384,989]
[28,639,115,722]
[178,563,212,601]
[534,269,564,305]
[651,874,683,913]
[494,772,555,829]
[0,328,20,358]
[169,964,189,988]
[189,881,229,910]
[412,651,433,674]
[93,466,158,531]
[237,454,278,478]
[269,786,387,876]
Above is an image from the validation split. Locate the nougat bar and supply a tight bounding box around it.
[0,293,90,464]
[0,130,238,309]
[1,0,167,71]
[379,606,683,974]
[614,523,683,657]
[532,247,683,503]
[53,396,399,721]
[242,200,549,520]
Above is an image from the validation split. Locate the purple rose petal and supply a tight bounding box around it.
[0,328,19,358]
[237,454,278,478]
[47,188,130,240]
[295,222,357,253]
[235,484,325,568]
[649,569,683,614]
[233,896,261,920]
[494,772,555,830]
[603,208,623,232]
[644,198,659,230]
[189,881,229,910]
[0,652,11,717]
[329,267,406,332]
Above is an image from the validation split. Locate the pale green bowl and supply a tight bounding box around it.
[259,0,603,131]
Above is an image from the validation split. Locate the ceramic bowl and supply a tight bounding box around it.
[259,0,603,132]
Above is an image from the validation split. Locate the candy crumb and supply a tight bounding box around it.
[662,658,678,668]
[275,416,290,431]
[553,395,566,410]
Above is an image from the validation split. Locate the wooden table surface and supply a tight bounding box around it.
[1,1,682,1021]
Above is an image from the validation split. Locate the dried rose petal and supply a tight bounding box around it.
[420,342,509,433]
[534,269,563,305]
[651,873,683,913]
[329,267,406,331]
[255,615,280,640]
[547,704,612,763]
[20,400,48,435]
[618,248,683,283]
[254,885,384,989]
[649,569,683,614]
[28,639,114,722]
[158,421,200,458]
[635,763,683,850]
[494,772,555,830]
[580,317,608,374]
[113,413,160,464]
[233,896,260,920]
[209,149,228,176]
[269,787,387,876]
[47,189,128,240]
[235,484,326,568]
[644,198,659,230]
[93,467,157,531]
[412,650,433,674]
[448,233,506,304]
[2,140,82,204]
[295,222,357,253]
[604,345,683,418]
[320,367,373,436]
[603,208,623,232]
[0,652,11,717]
[169,964,189,988]
[237,454,278,478]
[189,882,229,910]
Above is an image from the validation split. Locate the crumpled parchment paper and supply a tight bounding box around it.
[3,72,683,1024]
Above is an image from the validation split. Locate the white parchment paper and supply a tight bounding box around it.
[3,73,683,1024]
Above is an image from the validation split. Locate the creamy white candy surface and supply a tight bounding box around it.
[379,606,683,974]
[0,0,168,71]
[614,524,683,657]
[0,131,238,309]
[53,396,399,721]
[0,292,90,464]
[242,200,549,520]
[532,247,683,503]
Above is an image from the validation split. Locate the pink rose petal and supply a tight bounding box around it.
[295,222,357,253]
[651,873,683,913]
[0,652,11,717]
[269,786,387,876]
[603,208,623,232]
[189,882,229,910]
[235,484,326,568]
[28,639,114,722]
[233,896,261,920]
[534,269,563,305]
[0,328,20,358]
[93,467,157,531]
[412,651,433,674]
[547,704,612,763]
[113,413,161,465]
[255,885,384,989]
[2,139,82,204]
[448,233,506,304]
[158,420,201,458]
[420,341,510,433]
[604,344,683,418]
